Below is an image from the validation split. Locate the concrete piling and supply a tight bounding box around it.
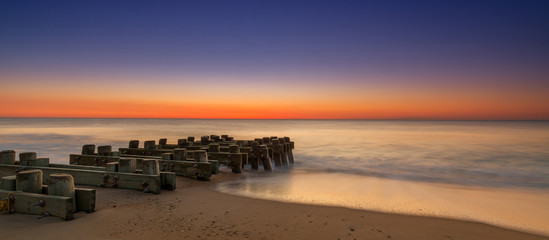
[19,152,37,166]
[16,169,43,194]
[173,148,187,161]
[47,173,76,210]
[142,159,160,175]
[272,140,283,167]
[129,140,139,148]
[105,162,118,172]
[177,139,188,148]
[1,175,16,191]
[97,145,112,156]
[193,150,208,163]
[161,153,173,160]
[0,150,16,164]
[278,138,289,166]
[208,143,220,152]
[119,158,137,173]
[250,148,259,170]
[82,144,96,155]
[229,145,240,153]
[228,145,243,173]
[201,136,210,145]
[144,140,156,150]
[284,136,294,164]
[258,145,273,171]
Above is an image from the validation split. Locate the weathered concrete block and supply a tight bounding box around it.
[19,152,37,166]
[75,188,96,213]
[97,145,112,156]
[160,172,176,190]
[1,175,16,191]
[177,139,188,148]
[173,148,187,161]
[201,136,210,145]
[187,136,195,142]
[284,136,294,164]
[81,144,95,155]
[230,153,243,173]
[142,159,160,175]
[119,158,136,173]
[208,143,220,152]
[106,162,119,172]
[48,173,76,211]
[1,150,16,164]
[193,150,208,163]
[228,145,240,153]
[16,169,43,193]
[4,190,74,220]
[161,153,173,160]
[259,145,273,172]
[111,151,121,157]
[158,138,167,146]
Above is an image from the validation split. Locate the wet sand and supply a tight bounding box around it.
[1,171,548,240]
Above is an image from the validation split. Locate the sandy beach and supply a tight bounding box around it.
[1,170,547,240]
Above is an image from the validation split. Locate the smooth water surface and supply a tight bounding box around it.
[1,118,548,188]
[1,118,549,234]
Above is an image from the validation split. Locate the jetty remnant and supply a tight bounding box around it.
[71,135,295,177]
[0,168,95,220]
[0,151,176,194]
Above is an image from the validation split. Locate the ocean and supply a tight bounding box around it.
[1,118,548,235]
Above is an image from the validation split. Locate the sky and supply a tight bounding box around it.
[1,1,548,119]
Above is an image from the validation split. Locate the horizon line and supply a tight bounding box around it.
[1,117,548,121]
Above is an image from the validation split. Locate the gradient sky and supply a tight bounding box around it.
[1,1,548,119]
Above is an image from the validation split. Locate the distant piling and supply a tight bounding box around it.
[0,150,16,164]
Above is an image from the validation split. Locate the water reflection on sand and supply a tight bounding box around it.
[216,172,549,236]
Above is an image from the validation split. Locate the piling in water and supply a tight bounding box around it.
[259,145,273,171]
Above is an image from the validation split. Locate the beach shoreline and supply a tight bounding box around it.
[1,170,547,240]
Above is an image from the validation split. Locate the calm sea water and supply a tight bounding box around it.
[2,118,549,235]
[1,118,548,189]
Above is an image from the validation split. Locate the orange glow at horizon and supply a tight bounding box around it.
[2,74,549,120]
